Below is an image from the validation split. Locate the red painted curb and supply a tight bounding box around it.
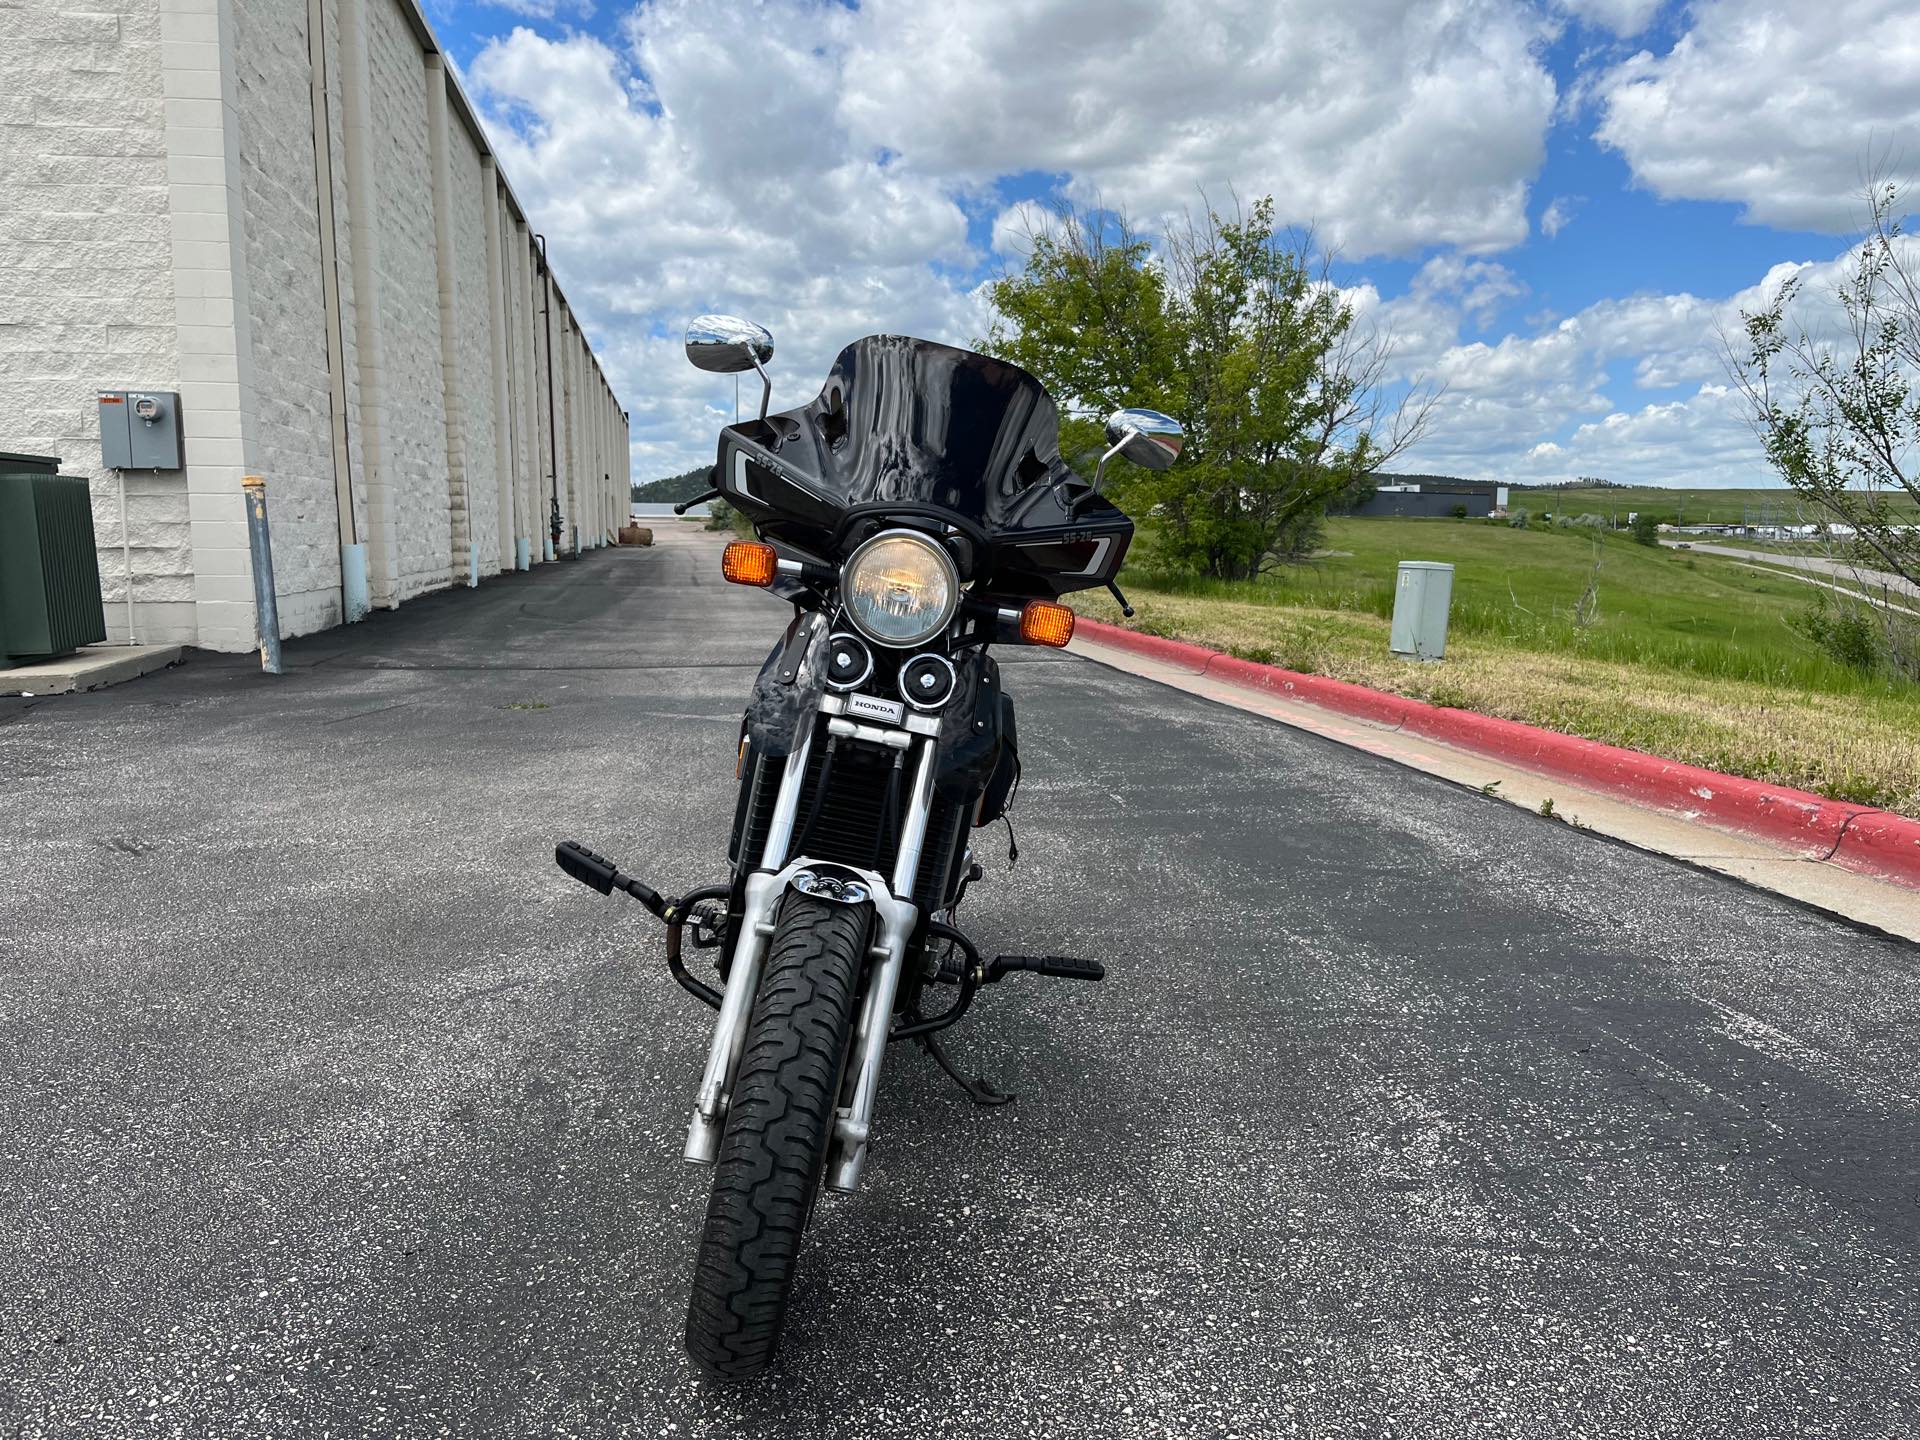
[1074,616,1920,889]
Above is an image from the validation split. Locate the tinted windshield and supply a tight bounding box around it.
[726,334,1075,530]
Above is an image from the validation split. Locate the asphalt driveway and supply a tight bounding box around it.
[1,526,1915,1438]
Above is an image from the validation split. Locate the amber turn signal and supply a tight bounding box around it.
[1019,600,1075,648]
[721,541,778,587]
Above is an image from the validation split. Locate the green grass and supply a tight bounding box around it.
[1510,485,1920,527]
[1078,516,1920,813]
[1135,517,1881,693]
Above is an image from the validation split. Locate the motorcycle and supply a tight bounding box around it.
[555,316,1182,1378]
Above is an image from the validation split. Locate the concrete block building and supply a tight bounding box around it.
[2,0,628,653]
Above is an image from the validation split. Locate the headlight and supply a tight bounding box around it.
[840,530,960,649]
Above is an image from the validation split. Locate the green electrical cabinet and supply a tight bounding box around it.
[0,452,107,661]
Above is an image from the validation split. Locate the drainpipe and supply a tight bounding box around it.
[336,0,395,607]
[307,0,367,622]
[536,234,560,555]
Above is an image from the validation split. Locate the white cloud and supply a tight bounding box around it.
[467,0,1566,476]
[476,0,594,21]
[1594,0,1920,231]
[1503,384,1762,486]
[989,200,1060,261]
[1554,0,1664,36]
[840,0,1558,257]
[466,8,988,477]
[457,0,1907,486]
[1391,236,1914,486]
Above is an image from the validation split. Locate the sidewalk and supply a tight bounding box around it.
[0,643,182,696]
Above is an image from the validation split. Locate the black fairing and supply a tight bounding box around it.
[713,334,1132,598]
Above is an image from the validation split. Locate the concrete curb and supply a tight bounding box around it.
[1074,617,1920,889]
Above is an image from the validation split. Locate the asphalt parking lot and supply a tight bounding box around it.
[2,526,1916,1438]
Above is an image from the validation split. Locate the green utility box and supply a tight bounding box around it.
[0,453,107,661]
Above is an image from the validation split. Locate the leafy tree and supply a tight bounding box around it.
[982,197,1434,580]
[1630,511,1660,546]
[1728,179,1920,592]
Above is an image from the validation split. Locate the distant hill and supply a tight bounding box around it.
[630,466,712,504]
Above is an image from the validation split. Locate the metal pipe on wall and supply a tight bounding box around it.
[242,476,283,675]
[305,0,366,625]
[335,0,395,608]
[423,53,475,590]
[535,234,560,554]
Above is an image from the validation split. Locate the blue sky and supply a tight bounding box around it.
[424,0,1917,486]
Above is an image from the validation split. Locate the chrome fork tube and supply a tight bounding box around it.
[888,735,939,897]
[826,735,938,1192]
[682,713,817,1165]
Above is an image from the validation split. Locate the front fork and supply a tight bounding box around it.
[682,705,940,1193]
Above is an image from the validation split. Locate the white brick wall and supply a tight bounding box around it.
[367,0,447,602]
[449,122,498,570]
[0,0,195,643]
[5,0,629,652]
[232,0,341,637]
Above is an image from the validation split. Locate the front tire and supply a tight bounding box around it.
[684,893,865,1379]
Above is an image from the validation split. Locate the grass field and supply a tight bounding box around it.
[1073,517,1920,815]
[1509,485,1920,526]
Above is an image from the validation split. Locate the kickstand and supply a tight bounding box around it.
[917,1032,1016,1107]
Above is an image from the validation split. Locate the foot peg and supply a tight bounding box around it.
[986,954,1106,983]
[555,840,668,919]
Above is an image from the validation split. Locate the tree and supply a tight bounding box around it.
[982,197,1434,580]
[1630,511,1660,546]
[1728,180,1920,591]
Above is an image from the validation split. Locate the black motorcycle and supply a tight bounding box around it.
[555,318,1181,1378]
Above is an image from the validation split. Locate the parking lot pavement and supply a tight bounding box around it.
[2,526,1916,1439]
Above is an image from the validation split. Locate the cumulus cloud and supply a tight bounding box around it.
[1391,237,1907,485]
[458,0,1906,485]
[1506,384,1760,485]
[467,7,986,475]
[1594,0,1920,231]
[840,0,1558,257]
[465,0,1566,475]
[1554,0,1664,36]
[476,0,594,21]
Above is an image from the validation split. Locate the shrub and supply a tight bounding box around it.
[1450,503,1468,519]
[1630,512,1660,547]
[1795,595,1879,671]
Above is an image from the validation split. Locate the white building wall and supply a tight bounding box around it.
[4,0,628,652]
[232,0,341,638]
[366,0,448,603]
[0,0,194,645]
[449,119,499,570]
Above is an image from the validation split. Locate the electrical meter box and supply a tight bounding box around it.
[1389,560,1455,661]
[98,390,183,470]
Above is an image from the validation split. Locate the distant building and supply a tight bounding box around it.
[1337,477,1508,519]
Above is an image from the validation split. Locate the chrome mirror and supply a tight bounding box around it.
[1105,408,1183,470]
[687,314,776,421]
[685,314,773,374]
[1093,407,1184,492]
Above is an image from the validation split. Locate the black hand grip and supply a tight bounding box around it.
[556,840,617,894]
